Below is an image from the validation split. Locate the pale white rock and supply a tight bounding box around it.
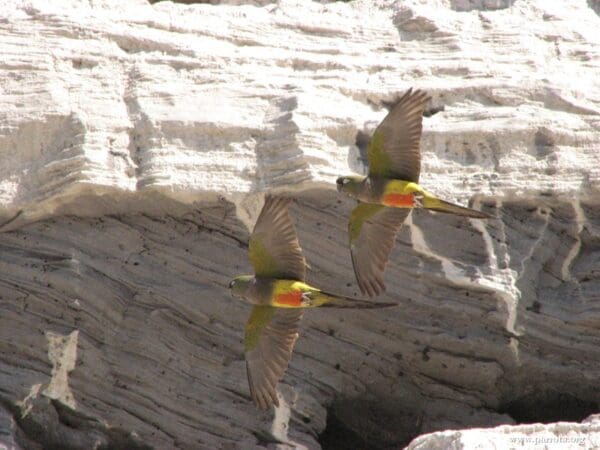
[0,0,599,449]
[407,417,600,450]
[0,0,598,229]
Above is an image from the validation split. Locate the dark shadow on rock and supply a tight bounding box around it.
[450,0,514,12]
[500,391,599,424]
[319,396,423,450]
[534,127,555,159]
[354,130,370,168]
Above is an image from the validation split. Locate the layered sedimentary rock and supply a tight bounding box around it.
[0,0,599,449]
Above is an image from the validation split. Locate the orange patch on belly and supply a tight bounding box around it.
[276,291,303,307]
[383,193,414,207]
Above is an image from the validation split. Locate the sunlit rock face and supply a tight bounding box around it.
[406,416,600,450]
[0,0,599,449]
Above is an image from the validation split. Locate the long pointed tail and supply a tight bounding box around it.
[423,197,493,219]
[318,292,398,309]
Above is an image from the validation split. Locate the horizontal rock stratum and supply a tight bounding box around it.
[0,0,599,449]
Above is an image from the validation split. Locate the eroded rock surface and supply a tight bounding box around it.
[0,0,599,449]
[407,416,600,450]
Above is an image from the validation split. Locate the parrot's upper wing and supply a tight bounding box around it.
[348,203,411,297]
[367,89,430,182]
[244,305,303,409]
[249,196,306,281]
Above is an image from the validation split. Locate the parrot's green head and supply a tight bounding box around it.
[228,275,254,298]
[336,175,366,197]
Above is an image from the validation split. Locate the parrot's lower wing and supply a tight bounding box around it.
[349,203,411,297]
[244,305,303,409]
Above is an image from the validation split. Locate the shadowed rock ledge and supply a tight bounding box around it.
[0,0,599,449]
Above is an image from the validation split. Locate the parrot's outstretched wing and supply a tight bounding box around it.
[348,203,411,297]
[249,196,306,281]
[367,89,430,182]
[244,305,303,409]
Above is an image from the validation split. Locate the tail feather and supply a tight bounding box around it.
[423,197,493,219]
[319,293,397,309]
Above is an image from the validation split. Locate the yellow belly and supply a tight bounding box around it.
[383,180,419,194]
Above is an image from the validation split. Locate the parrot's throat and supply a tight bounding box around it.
[382,193,415,208]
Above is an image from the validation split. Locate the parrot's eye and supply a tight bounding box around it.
[342,178,350,185]
[228,280,235,289]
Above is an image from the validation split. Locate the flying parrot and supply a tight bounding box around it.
[229,195,396,409]
[337,89,493,297]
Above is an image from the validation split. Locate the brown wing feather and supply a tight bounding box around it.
[350,207,411,297]
[370,89,431,182]
[245,307,303,409]
[250,195,306,281]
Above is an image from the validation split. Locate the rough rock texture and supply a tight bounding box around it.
[407,415,600,450]
[0,0,599,449]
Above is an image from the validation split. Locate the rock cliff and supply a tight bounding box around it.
[0,0,599,449]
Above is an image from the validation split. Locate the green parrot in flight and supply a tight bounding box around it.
[337,89,492,297]
[229,195,396,409]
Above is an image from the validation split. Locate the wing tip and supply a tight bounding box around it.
[248,378,278,410]
[395,87,432,108]
[263,194,293,212]
[357,276,386,298]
